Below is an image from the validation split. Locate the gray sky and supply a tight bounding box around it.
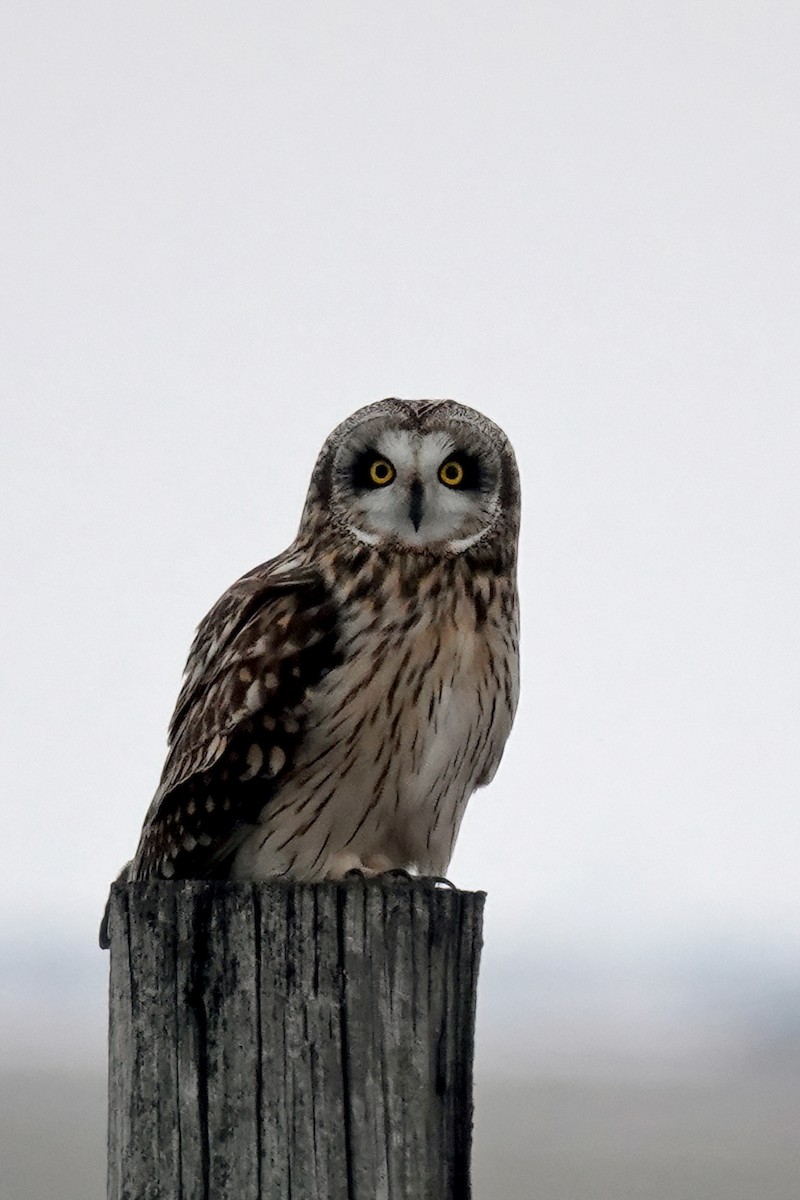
[2,1,799,989]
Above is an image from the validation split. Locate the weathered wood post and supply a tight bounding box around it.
[105,878,485,1200]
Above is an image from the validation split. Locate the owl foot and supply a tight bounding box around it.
[382,872,457,891]
[338,860,455,890]
[382,867,415,884]
[327,851,380,880]
[342,867,413,887]
[346,867,456,890]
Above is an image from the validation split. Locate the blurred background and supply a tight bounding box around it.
[2,2,799,1197]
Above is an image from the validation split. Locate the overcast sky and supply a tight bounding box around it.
[2,0,799,1004]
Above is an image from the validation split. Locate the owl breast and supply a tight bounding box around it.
[230,562,519,882]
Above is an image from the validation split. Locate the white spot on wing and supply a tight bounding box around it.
[240,743,264,780]
[268,746,286,777]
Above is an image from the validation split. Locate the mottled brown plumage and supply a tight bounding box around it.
[104,399,519,941]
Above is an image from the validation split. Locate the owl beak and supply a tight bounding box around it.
[409,479,424,531]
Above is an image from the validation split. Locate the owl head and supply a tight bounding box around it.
[300,399,520,559]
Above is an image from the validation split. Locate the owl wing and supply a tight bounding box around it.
[130,555,341,882]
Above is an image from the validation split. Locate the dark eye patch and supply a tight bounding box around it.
[351,448,394,489]
[441,451,482,490]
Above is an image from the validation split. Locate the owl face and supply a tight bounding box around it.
[308,399,519,555]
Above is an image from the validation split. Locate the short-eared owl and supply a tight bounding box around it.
[102,399,519,943]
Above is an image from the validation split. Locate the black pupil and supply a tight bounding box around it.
[374,462,390,480]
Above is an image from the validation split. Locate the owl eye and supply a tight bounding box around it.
[439,460,465,487]
[369,458,395,486]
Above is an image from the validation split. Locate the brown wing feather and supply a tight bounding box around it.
[130,558,341,881]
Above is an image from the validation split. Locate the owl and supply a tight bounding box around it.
[101,399,519,945]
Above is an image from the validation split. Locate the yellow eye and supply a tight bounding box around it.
[369,459,395,486]
[439,460,465,487]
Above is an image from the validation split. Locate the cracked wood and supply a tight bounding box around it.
[106,880,485,1200]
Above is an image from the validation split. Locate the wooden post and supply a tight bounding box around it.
[106,879,485,1200]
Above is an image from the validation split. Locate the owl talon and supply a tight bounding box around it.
[426,875,457,890]
[383,867,414,884]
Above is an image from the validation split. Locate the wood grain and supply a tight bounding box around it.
[106,880,484,1200]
